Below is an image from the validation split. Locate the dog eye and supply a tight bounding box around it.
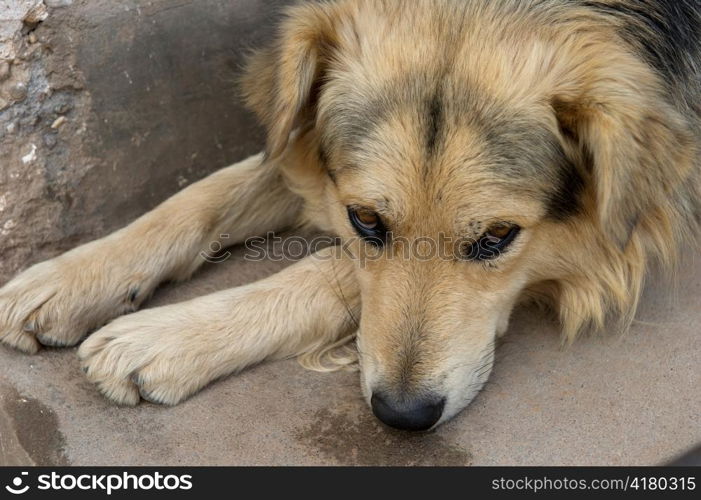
[347,207,387,245]
[463,224,520,261]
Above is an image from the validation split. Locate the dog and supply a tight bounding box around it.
[1,0,699,431]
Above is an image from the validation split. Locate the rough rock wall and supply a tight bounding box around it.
[0,0,290,284]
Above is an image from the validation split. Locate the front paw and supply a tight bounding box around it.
[0,248,148,354]
[78,310,209,406]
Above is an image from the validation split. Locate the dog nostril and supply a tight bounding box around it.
[370,392,445,431]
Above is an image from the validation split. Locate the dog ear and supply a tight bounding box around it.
[552,61,695,249]
[240,4,340,159]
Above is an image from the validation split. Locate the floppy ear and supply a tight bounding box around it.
[552,61,695,248]
[240,4,340,159]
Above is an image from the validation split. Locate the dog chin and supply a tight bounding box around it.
[438,359,494,428]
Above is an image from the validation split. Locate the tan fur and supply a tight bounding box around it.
[1,0,698,426]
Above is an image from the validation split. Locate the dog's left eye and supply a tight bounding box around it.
[463,224,520,261]
[348,207,387,245]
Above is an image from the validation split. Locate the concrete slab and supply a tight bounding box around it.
[0,244,698,465]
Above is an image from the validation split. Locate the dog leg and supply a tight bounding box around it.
[78,247,359,405]
[0,153,302,353]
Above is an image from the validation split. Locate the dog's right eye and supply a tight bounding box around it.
[462,224,521,261]
[347,207,387,246]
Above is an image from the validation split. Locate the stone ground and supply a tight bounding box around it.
[0,245,699,466]
[0,0,699,466]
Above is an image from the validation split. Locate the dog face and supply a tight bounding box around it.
[325,98,561,428]
[242,0,698,430]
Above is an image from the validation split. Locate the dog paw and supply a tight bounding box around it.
[78,309,211,406]
[0,245,150,353]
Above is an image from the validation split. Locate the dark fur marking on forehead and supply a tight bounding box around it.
[483,117,585,219]
[323,75,584,220]
[425,92,443,155]
[483,118,558,176]
[321,72,452,160]
[320,95,392,160]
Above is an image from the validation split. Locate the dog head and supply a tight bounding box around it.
[242,0,697,430]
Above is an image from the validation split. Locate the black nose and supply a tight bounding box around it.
[370,392,445,431]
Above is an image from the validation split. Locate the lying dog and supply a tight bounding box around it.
[1,0,699,431]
